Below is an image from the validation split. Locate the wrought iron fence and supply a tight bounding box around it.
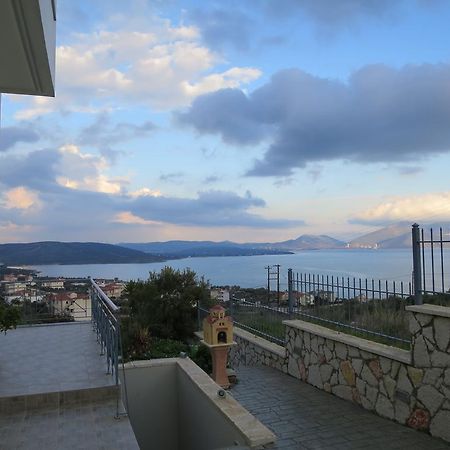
[90,278,121,386]
[412,223,450,305]
[285,268,411,347]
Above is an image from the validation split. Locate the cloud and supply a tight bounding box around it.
[264,0,397,26]
[204,175,220,184]
[15,21,261,118]
[186,1,438,52]
[397,166,423,176]
[159,172,184,182]
[3,187,40,210]
[0,146,303,242]
[113,211,162,226]
[126,189,303,228]
[78,113,156,147]
[0,126,40,152]
[351,191,450,225]
[179,64,450,176]
[187,6,254,52]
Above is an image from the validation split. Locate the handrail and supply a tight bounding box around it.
[89,278,120,387]
[90,278,120,312]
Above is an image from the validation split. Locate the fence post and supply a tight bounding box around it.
[288,268,294,318]
[412,223,423,305]
[197,299,201,331]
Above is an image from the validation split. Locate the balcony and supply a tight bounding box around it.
[0,281,275,449]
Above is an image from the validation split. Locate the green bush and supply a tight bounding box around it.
[189,344,212,374]
[0,300,21,334]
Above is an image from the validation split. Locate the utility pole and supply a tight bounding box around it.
[273,264,281,306]
[265,265,271,303]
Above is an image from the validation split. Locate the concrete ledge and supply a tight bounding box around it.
[177,357,276,448]
[283,319,411,364]
[234,327,287,359]
[123,358,276,448]
[406,303,450,318]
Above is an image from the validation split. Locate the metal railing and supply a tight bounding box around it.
[412,223,450,305]
[90,278,121,386]
[287,268,411,346]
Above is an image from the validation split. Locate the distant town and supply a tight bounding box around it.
[1,262,376,325]
[0,263,125,322]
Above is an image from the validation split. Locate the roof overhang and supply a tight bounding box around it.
[0,0,56,97]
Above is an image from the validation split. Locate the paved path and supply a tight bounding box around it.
[231,365,450,450]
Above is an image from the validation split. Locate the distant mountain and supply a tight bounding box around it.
[349,222,450,249]
[349,223,411,249]
[269,234,346,251]
[119,234,346,257]
[0,242,165,265]
[119,241,292,257]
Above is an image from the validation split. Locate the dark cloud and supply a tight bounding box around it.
[187,6,253,51]
[159,172,185,182]
[0,149,60,191]
[78,113,156,147]
[0,149,302,236]
[204,175,220,184]
[0,126,40,152]
[264,0,398,26]
[186,1,437,52]
[397,166,423,176]
[177,88,268,145]
[179,65,450,177]
[127,189,302,228]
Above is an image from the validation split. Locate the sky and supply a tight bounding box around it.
[1,0,450,244]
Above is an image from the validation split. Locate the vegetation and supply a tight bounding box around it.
[121,267,212,364]
[0,241,165,265]
[0,298,21,333]
[232,296,414,349]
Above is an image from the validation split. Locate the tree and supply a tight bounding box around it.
[0,299,21,334]
[124,267,211,342]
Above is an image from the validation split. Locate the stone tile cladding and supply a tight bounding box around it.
[229,329,288,374]
[229,305,450,444]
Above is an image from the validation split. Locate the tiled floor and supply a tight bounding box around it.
[0,322,114,397]
[231,365,450,450]
[0,398,139,450]
[0,323,139,449]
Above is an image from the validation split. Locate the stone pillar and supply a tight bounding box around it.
[202,341,236,389]
[406,304,450,442]
[211,345,231,388]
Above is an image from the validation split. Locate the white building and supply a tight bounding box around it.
[41,279,65,289]
[210,288,230,303]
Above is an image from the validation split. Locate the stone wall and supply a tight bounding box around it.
[229,328,288,373]
[282,304,450,443]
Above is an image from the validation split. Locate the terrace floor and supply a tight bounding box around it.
[231,365,450,450]
[0,322,138,449]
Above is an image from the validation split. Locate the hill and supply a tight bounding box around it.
[119,234,345,256]
[349,222,450,249]
[348,223,411,249]
[270,234,346,250]
[0,242,165,265]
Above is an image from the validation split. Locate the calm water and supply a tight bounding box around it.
[31,249,417,288]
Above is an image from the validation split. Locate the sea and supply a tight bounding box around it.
[31,248,419,289]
